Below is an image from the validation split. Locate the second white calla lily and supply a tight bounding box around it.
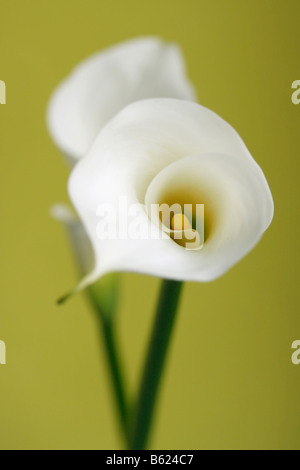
[51,204,95,275]
[68,98,274,288]
[47,37,196,164]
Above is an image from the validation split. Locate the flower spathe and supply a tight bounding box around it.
[68,98,274,288]
[51,204,95,275]
[47,37,196,164]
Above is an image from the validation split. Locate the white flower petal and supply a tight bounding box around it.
[47,37,196,164]
[51,203,95,275]
[68,98,274,284]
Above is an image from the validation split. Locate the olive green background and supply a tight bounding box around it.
[0,0,299,450]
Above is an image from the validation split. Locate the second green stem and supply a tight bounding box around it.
[130,279,183,450]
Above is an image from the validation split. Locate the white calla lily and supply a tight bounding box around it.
[51,204,119,312]
[47,37,196,164]
[68,98,274,288]
[51,204,95,275]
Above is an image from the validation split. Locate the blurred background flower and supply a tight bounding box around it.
[47,37,196,164]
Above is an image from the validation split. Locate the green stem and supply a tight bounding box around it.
[88,279,129,448]
[99,314,128,442]
[130,279,183,450]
